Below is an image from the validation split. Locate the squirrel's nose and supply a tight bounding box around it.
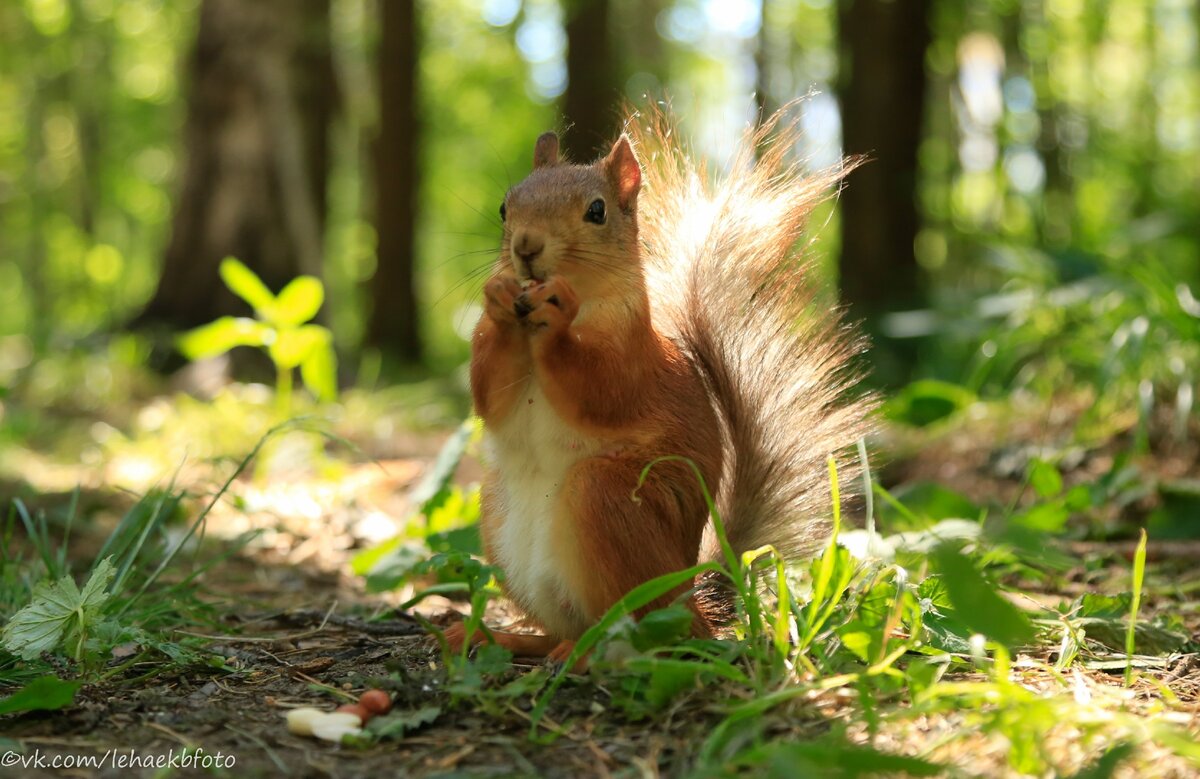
[513,231,545,269]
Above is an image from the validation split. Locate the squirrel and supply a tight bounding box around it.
[445,110,874,663]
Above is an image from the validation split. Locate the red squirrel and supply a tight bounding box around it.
[447,111,874,663]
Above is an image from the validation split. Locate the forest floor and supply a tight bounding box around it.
[1,377,1198,778]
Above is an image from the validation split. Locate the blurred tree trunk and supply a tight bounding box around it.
[562,0,619,162]
[364,0,422,364]
[754,0,776,123]
[837,0,931,376]
[614,0,666,94]
[1006,4,1068,246]
[134,0,332,331]
[297,0,338,238]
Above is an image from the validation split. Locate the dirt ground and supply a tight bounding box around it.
[2,551,738,778]
[2,408,1199,779]
[4,545,1196,779]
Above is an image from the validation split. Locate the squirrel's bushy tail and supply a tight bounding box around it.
[629,107,877,562]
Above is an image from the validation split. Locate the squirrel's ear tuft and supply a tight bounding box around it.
[532,132,560,169]
[604,134,641,211]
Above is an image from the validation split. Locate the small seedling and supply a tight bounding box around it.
[178,257,338,412]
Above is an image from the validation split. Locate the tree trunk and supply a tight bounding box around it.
[614,0,666,94]
[836,0,931,345]
[134,0,331,331]
[364,0,422,364]
[296,0,338,237]
[755,0,776,124]
[562,0,619,163]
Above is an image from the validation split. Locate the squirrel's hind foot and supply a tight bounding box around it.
[440,621,564,660]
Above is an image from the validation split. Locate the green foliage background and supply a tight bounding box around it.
[0,0,1197,403]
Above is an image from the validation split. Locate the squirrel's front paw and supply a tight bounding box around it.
[484,276,526,325]
[519,277,579,330]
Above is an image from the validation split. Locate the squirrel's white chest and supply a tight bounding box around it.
[484,380,603,638]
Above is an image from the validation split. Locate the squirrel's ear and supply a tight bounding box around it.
[604,134,641,211]
[532,132,559,169]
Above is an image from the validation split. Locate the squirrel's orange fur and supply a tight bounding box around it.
[450,110,874,662]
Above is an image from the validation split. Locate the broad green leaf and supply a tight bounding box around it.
[629,605,695,651]
[409,420,476,512]
[268,325,326,369]
[1064,484,1092,511]
[646,661,702,709]
[494,669,550,700]
[427,526,482,556]
[1074,593,1131,619]
[177,317,269,359]
[272,276,324,326]
[2,558,116,660]
[412,551,498,587]
[352,535,405,577]
[1012,502,1069,533]
[837,622,877,663]
[79,558,115,606]
[471,643,513,675]
[919,607,974,654]
[917,575,953,608]
[1148,480,1200,540]
[916,573,974,652]
[882,379,975,428]
[0,676,82,714]
[426,487,482,534]
[365,705,442,740]
[219,256,275,312]
[448,643,513,697]
[299,332,338,402]
[930,545,1035,651]
[361,544,425,593]
[1029,459,1063,498]
[853,579,894,628]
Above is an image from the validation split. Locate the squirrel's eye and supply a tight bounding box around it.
[499,202,507,222]
[584,198,606,225]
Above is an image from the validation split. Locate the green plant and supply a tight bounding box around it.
[400,552,505,678]
[0,488,212,686]
[912,248,1199,453]
[352,419,482,592]
[1125,529,1148,687]
[383,442,1197,776]
[0,421,303,684]
[2,556,116,662]
[177,257,338,412]
[0,675,82,715]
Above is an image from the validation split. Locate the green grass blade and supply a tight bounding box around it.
[117,418,308,617]
[857,438,874,537]
[13,500,57,578]
[1124,529,1148,687]
[808,460,840,620]
[529,561,723,732]
[798,456,844,650]
[872,482,923,527]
